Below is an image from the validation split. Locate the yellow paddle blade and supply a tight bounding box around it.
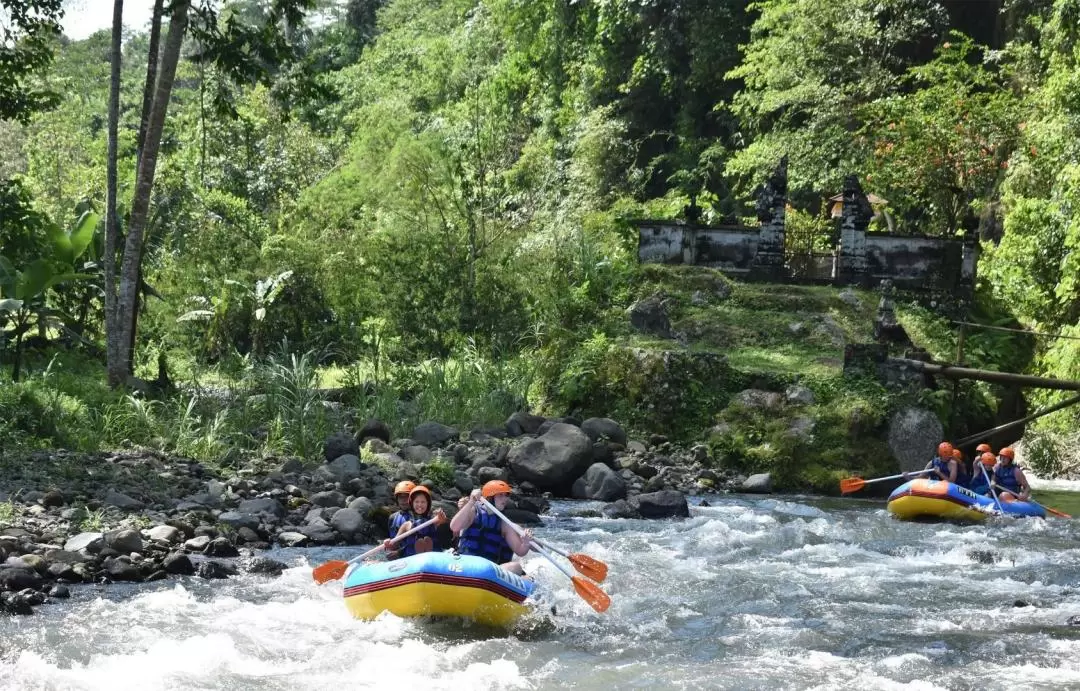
[568,553,609,583]
[312,560,348,584]
[839,477,866,494]
[572,576,611,613]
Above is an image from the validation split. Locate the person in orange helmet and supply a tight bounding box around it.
[449,480,534,575]
[384,485,447,558]
[912,442,961,484]
[992,447,1030,501]
[970,451,996,495]
[386,480,418,556]
[951,447,971,488]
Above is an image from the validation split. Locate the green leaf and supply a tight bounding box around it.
[18,259,54,301]
[177,310,214,322]
[48,221,74,265]
[0,256,16,290]
[69,210,100,261]
[0,298,23,313]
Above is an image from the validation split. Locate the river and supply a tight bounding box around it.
[2,493,1079,690]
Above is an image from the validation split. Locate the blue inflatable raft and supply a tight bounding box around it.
[887,478,1046,521]
[343,551,537,627]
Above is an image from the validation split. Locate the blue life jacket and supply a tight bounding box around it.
[399,512,439,557]
[458,505,513,564]
[930,458,952,480]
[388,510,409,536]
[954,462,970,489]
[969,465,990,494]
[994,464,1021,493]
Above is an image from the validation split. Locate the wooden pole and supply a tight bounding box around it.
[955,393,1080,447]
[891,358,1080,391]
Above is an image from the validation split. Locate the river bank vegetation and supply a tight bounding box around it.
[4,0,1080,486]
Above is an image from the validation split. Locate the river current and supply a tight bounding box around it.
[2,493,1079,690]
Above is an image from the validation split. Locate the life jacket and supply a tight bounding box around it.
[398,512,439,557]
[930,458,952,480]
[388,509,409,536]
[953,462,970,489]
[994,464,1021,493]
[457,505,513,564]
[969,465,990,494]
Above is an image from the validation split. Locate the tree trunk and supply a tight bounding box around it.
[136,0,165,162]
[112,0,189,385]
[104,0,124,386]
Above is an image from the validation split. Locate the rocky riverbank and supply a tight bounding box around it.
[0,414,766,615]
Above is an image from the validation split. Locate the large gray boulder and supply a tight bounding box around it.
[572,463,628,501]
[580,418,627,446]
[507,423,593,493]
[357,419,391,444]
[323,431,360,463]
[236,497,287,519]
[506,412,545,437]
[330,508,368,543]
[741,473,773,494]
[635,490,690,518]
[412,422,458,447]
[628,296,673,338]
[887,407,942,473]
[104,529,144,554]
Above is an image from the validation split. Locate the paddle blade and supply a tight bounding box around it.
[1044,505,1072,519]
[572,576,611,613]
[568,553,609,583]
[312,560,348,584]
[839,477,866,495]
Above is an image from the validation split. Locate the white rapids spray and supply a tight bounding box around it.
[2,495,1079,690]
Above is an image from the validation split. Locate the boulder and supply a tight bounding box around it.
[102,557,141,582]
[741,473,773,494]
[476,466,509,484]
[330,508,368,542]
[887,407,943,473]
[0,567,43,591]
[163,553,195,575]
[507,423,593,493]
[505,412,546,437]
[204,538,240,558]
[580,418,628,446]
[277,532,309,547]
[635,490,690,518]
[572,463,627,502]
[346,496,374,516]
[310,491,347,508]
[400,445,433,464]
[411,422,459,447]
[103,489,145,510]
[357,419,392,444]
[104,529,144,554]
[321,454,364,484]
[628,296,673,338]
[146,525,181,544]
[786,385,816,406]
[602,499,639,519]
[218,511,260,532]
[323,431,360,463]
[237,497,287,519]
[64,532,104,554]
[731,389,784,411]
[196,560,236,580]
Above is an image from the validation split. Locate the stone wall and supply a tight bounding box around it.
[635,163,978,293]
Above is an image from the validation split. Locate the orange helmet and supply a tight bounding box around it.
[976,443,992,454]
[952,448,963,460]
[482,480,512,498]
[999,447,1015,460]
[980,452,996,466]
[937,442,954,458]
[394,480,417,496]
[409,485,432,500]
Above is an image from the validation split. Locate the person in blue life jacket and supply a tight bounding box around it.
[449,480,535,575]
[969,451,996,495]
[908,442,960,483]
[385,480,417,560]
[991,447,1031,501]
[383,485,446,558]
[951,447,971,489]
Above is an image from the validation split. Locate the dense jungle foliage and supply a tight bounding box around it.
[4,0,1080,478]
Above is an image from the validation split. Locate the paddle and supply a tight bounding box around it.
[478,497,611,614]
[840,469,932,495]
[979,462,1003,515]
[311,513,446,584]
[990,482,1072,519]
[531,537,609,583]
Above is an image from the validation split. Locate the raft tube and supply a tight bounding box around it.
[887,478,1046,521]
[343,551,536,627]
